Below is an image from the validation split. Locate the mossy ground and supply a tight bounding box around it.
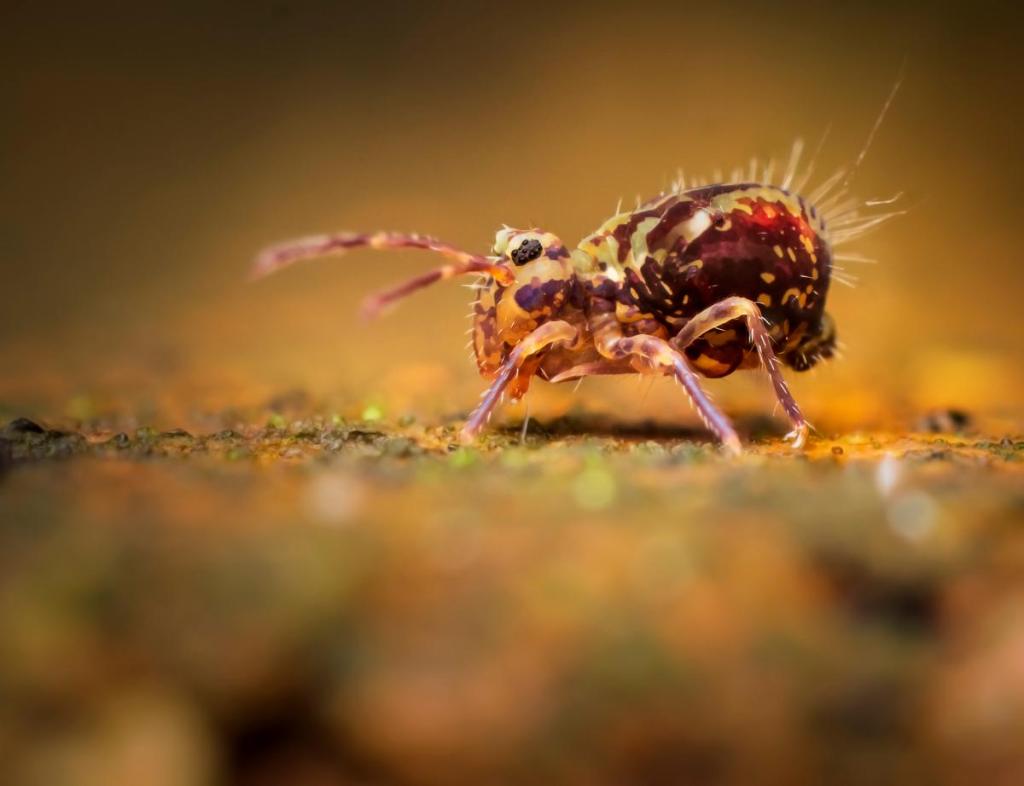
[2,404,1023,785]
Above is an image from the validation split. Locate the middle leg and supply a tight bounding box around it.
[589,306,742,455]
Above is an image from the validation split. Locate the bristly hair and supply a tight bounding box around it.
[666,64,907,251]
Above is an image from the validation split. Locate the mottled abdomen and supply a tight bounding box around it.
[627,184,832,377]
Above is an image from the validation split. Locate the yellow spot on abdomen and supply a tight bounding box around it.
[616,301,652,324]
[692,354,732,376]
[773,245,784,258]
[706,329,738,347]
[787,247,797,262]
[760,272,776,284]
[757,293,773,307]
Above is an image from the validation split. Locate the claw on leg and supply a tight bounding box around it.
[783,423,809,450]
[721,435,744,457]
[458,422,482,445]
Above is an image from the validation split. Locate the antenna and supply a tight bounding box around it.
[842,58,907,189]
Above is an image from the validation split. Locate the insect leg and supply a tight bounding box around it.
[545,358,636,383]
[459,320,579,444]
[671,297,809,448]
[589,306,741,455]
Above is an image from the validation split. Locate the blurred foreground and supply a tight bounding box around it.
[2,402,1023,786]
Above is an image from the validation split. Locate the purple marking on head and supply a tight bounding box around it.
[514,278,568,313]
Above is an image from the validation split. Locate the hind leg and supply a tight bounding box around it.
[671,297,809,448]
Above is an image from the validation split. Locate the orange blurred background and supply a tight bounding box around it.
[3,1,1022,429]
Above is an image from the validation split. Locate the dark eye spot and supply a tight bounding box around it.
[511,238,543,265]
[712,213,727,228]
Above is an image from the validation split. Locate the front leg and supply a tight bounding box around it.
[460,320,578,443]
[590,302,742,455]
[671,296,809,448]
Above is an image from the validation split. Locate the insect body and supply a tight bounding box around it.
[253,159,890,454]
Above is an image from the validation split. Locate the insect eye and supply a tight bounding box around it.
[511,238,544,265]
